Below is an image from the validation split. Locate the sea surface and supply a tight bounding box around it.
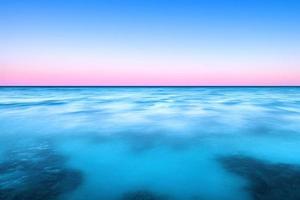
[1,87,300,200]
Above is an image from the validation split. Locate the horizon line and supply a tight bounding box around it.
[1,85,300,87]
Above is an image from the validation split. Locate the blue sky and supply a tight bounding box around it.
[1,0,300,85]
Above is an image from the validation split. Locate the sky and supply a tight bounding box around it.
[1,0,300,86]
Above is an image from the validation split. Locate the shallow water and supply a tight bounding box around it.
[0,87,300,200]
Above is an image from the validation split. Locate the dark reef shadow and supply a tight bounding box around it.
[0,140,83,200]
[218,155,300,200]
[120,189,170,200]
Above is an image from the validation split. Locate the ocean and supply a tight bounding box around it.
[0,87,300,200]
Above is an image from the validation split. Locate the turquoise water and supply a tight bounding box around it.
[1,87,300,200]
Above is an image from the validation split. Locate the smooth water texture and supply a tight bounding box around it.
[1,87,300,200]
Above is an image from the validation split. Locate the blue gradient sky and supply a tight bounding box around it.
[1,0,300,85]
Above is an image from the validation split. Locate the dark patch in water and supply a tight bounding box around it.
[222,100,242,105]
[0,100,67,109]
[121,190,169,200]
[0,141,83,200]
[219,155,300,200]
[117,131,199,154]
